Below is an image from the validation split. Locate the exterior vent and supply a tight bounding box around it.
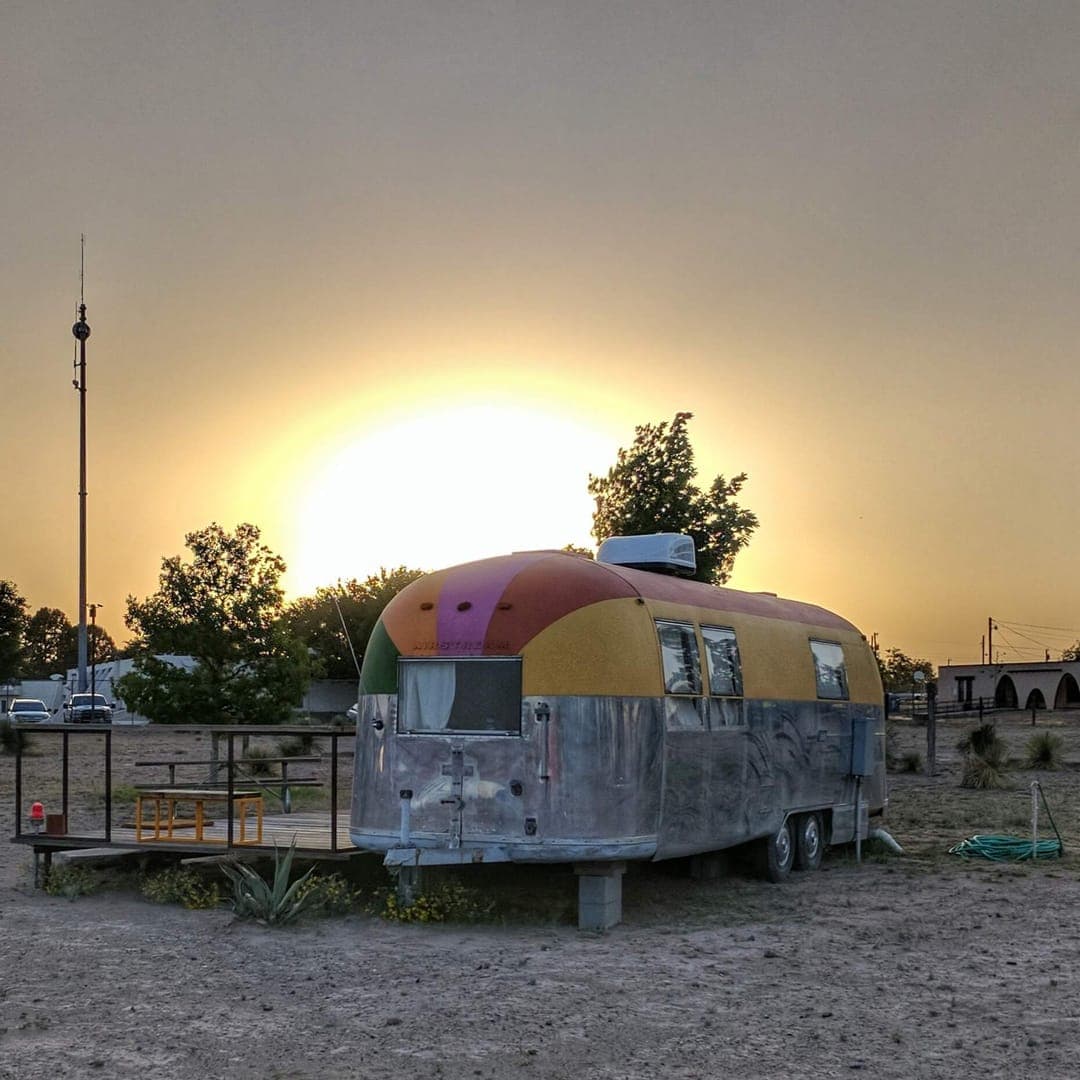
[596,534,697,576]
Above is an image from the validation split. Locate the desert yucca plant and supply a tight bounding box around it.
[961,753,1008,790]
[220,843,317,926]
[958,723,1004,761]
[958,722,1009,789]
[1024,731,1064,771]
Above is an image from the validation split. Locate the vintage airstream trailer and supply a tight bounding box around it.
[350,535,886,924]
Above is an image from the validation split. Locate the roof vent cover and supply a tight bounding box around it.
[596,533,697,576]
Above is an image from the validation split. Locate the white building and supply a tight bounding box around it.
[937,661,1080,712]
[62,657,356,724]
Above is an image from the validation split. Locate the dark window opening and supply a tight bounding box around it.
[398,658,523,734]
[810,640,849,701]
[701,625,743,697]
[656,621,702,695]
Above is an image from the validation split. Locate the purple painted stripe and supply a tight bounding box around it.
[435,552,549,655]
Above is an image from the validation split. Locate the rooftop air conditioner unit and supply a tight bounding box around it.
[596,533,697,576]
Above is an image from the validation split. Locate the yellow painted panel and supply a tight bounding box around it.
[642,599,881,705]
[518,595,882,705]
[522,598,661,696]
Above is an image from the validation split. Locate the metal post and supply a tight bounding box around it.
[330,733,339,853]
[72,257,91,694]
[14,733,22,838]
[925,682,937,777]
[1032,781,1039,861]
[62,730,70,822]
[854,775,863,865]
[89,604,98,705]
[227,734,235,847]
[104,726,112,842]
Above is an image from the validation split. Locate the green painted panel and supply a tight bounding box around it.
[359,621,399,694]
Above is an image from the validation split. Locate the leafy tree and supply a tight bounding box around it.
[1062,642,1080,662]
[878,647,935,692]
[588,412,758,584]
[286,567,425,680]
[0,578,27,678]
[560,544,594,558]
[21,607,70,678]
[0,580,28,682]
[116,523,309,724]
[21,607,117,679]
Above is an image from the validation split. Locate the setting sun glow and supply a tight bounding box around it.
[285,402,616,595]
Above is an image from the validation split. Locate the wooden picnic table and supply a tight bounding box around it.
[134,788,263,845]
[134,756,323,812]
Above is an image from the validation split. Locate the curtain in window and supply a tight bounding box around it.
[402,661,457,731]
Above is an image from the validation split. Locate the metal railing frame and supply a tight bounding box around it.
[10,722,350,854]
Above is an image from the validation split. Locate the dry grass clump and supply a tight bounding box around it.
[1024,731,1064,771]
[960,723,1009,790]
[962,755,1008,790]
[898,750,923,773]
[0,718,29,755]
[242,744,277,776]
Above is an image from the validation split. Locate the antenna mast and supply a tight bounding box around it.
[73,235,91,692]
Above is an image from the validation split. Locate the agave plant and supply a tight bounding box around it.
[221,842,317,926]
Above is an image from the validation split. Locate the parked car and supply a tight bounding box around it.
[5,698,53,723]
[64,693,114,723]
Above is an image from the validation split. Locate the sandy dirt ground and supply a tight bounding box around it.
[3,716,1080,1079]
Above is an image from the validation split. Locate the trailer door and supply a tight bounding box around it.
[396,657,532,846]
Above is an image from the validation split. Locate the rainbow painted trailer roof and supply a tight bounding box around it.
[358,549,882,704]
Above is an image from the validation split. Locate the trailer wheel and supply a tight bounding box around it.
[761,819,794,883]
[794,812,824,872]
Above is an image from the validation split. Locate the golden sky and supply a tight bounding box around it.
[4,2,1080,668]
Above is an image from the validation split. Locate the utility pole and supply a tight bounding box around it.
[72,237,91,692]
[987,617,994,667]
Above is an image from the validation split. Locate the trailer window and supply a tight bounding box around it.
[701,626,743,697]
[398,658,523,734]
[810,640,849,700]
[656,621,702,695]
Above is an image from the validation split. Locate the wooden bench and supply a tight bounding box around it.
[135,788,263,845]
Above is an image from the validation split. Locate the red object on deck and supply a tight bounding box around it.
[29,801,45,824]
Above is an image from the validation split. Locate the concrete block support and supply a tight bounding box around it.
[395,865,423,907]
[689,852,727,881]
[574,861,626,930]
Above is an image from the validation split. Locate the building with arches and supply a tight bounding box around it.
[938,661,1080,712]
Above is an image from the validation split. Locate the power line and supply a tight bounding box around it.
[995,618,1080,635]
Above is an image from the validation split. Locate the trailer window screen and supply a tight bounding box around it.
[810,640,849,700]
[398,658,523,734]
[656,621,702,695]
[701,626,743,697]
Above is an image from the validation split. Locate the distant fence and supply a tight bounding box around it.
[890,694,1002,721]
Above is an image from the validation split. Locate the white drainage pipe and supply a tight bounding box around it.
[869,828,904,854]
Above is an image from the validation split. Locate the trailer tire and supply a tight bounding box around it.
[761,819,794,882]
[794,812,824,872]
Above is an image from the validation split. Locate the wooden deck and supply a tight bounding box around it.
[15,811,361,859]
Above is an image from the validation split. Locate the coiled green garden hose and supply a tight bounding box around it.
[949,781,1064,861]
[948,834,1063,861]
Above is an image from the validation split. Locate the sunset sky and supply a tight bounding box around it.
[4,2,1080,668]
